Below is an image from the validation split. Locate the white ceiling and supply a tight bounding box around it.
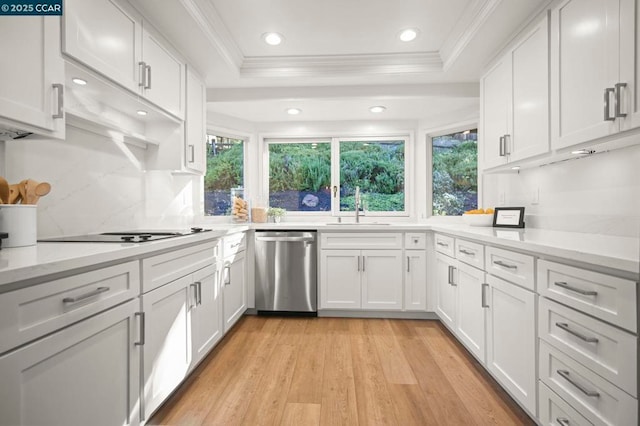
[131,0,550,124]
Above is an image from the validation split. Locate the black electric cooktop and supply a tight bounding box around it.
[38,227,211,243]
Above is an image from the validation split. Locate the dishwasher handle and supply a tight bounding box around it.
[255,236,315,243]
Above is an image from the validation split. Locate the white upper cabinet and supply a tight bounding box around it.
[551,0,639,149]
[481,14,549,169]
[63,0,185,119]
[0,17,65,138]
[184,67,207,174]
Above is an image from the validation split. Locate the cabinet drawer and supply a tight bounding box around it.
[538,260,637,333]
[142,241,216,293]
[485,246,535,291]
[321,232,402,250]
[0,261,139,354]
[404,232,426,249]
[539,381,594,426]
[223,232,246,256]
[455,239,484,269]
[539,298,637,397]
[539,340,638,426]
[434,234,455,257]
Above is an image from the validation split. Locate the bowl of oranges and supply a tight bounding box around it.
[462,208,494,226]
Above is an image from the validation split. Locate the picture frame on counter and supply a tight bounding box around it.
[493,207,525,228]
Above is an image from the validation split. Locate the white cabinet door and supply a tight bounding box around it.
[320,250,361,309]
[223,251,247,333]
[435,253,457,330]
[0,16,64,137]
[481,57,511,169]
[63,0,142,93]
[404,250,427,311]
[550,0,621,149]
[510,14,550,162]
[455,262,486,362]
[184,67,206,174]
[361,250,403,310]
[619,0,640,131]
[191,265,222,368]
[141,28,185,118]
[486,274,536,414]
[142,275,192,421]
[0,300,140,426]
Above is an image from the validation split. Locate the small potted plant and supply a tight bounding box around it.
[267,207,286,223]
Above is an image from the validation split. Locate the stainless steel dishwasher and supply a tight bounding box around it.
[254,231,317,314]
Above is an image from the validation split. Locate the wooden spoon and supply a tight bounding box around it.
[0,177,9,204]
[8,184,21,204]
[23,180,51,205]
[18,179,27,202]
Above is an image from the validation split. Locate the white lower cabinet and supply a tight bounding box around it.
[455,262,486,363]
[222,250,247,333]
[435,252,457,329]
[404,250,427,311]
[486,274,537,414]
[0,299,140,426]
[320,249,402,310]
[190,265,222,368]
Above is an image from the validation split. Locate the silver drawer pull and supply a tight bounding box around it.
[493,260,517,270]
[557,370,600,397]
[63,286,110,303]
[556,418,570,426]
[481,283,489,308]
[555,322,598,343]
[554,281,598,296]
[459,249,475,256]
[437,241,449,247]
[448,265,457,286]
[134,312,145,346]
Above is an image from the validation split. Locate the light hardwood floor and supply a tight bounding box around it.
[148,316,535,426]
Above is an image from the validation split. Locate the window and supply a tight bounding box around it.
[432,129,478,215]
[339,139,405,212]
[267,141,331,212]
[266,136,408,215]
[204,135,244,216]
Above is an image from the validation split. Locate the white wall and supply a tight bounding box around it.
[4,125,200,238]
[483,144,640,237]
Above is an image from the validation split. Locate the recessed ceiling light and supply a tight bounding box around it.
[571,149,595,155]
[263,32,284,46]
[369,106,387,113]
[72,77,87,86]
[136,110,148,116]
[286,108,301,115]
[399,28,419,42]
[511,166,521,170]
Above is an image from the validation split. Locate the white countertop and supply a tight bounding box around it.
[1,222,637,291]
[0,226,248,291]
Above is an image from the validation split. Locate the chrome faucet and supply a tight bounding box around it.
[354,186,360,223]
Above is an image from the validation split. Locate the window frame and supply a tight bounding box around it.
[426,122,480,217]
[263,133,412,217]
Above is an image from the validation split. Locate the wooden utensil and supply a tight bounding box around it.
[0,177,9,204]
[18,179,27,202]
[8,184,21,204]
[22,179,51,205]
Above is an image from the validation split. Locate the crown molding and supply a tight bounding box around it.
[439,0,502,71]
[239,52,443,78]
[179,0,244,69]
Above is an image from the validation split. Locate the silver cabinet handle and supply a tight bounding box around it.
[145,64,152,89]
[504,134,511,155]
[557,369,600,397]
[138,61,147,87]
[555,322,598,343]
[134,312,145,346]
[188,144,195,163]
[499,136,505,157]
[436,241,448,247]
[52,83,64,119]
[604,87,615,121]
[554,281,598,296]
[196,281,202,305]
[481,283,489,308]
[556,418,570,426]
[362,255,365,272]
[493,260,517,270]
[357,256,360,272]
[224,265,231,286]
[447,265,456,286]
[407,256,410,273]
[190,283,198,308]
[62,286,109,303]
[615,82,627,118]
[459,249,475,256]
